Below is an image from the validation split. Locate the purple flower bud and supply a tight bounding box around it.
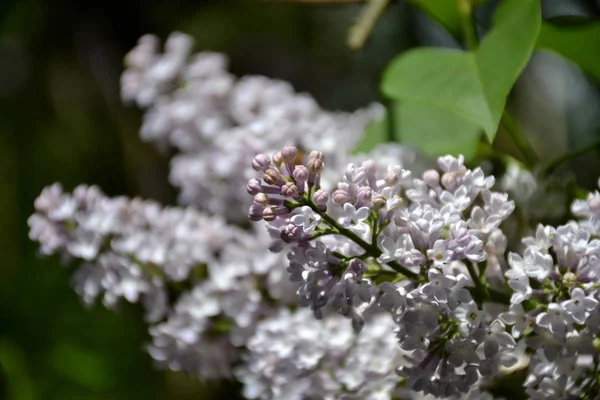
[423,169,440,188]
[281,223,305,243]
[272,151,283,166]
[247,178,263,195]
[313,189,329,211]
[372,194,386,210]
[262,207,276,221]
[248,204,264,221]
[347,258,366,275]
[281,146,298,162]
[337,182,350,192]
[385,170,399,186]
[308,150,324,161]
[307,157,325,174]
[251,154,271,171]
[264,168,283,186]
[441,171,461,191]
[281,182,299,198]
[293,165,309,183]
[332,189,350,205]
[362,159,378,176]
[356,186,372,205]
[254,193,269,206]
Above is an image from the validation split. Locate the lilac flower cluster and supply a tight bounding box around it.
[28,183,293,378]
[235,309,406,400]
[29,30,600,400]
[122,32,383,221]
[247,147,524,396]
[499,178,600,398]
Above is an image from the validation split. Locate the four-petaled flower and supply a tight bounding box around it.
[339,203,370,235]
[291,206,321,234]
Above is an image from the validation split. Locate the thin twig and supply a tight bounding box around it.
[543,134,600,176]
[457,0,478,50]
[347,0,390,51]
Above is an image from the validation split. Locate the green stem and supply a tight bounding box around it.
[501,111,538,169]
[305,200,418,279]
[543,135,600,176]
[466,262,489,305]
[347,0,390,50]
[486,287,511,304]
[457,0,477,51]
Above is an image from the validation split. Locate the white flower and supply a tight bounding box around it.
[440,185,472,211]
[446,338,479,367]
[453,301,483,331]
[507,274,532,304]
[499,303,529,338]
[560,287,598,324]
[420,268,456,303]
[291,206,321,234]
[535,303,573,338]
[475,320,516,359]
[426,240,454,266]
[339,203,370,234]
[377,282,406,309]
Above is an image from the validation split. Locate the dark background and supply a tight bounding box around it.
[0,0,599,398]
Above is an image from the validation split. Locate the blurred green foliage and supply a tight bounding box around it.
[0,0,599,398]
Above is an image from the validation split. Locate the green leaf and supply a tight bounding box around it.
[475,0,541,140]
[407,0,462,37]
[537,22,600,83]
[352,114,388,154]
[396,103,482,159]
[379,0,540,157]
[354,102,482,159]
[382,48,495,136]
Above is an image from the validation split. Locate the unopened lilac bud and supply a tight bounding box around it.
[262,207,276,222]
[441,171,461,191]
[251,154,271,171]
[333,189,350,205]
[357,186,372,205]
[562,271,578,288]
[337,182,350,192]
[308,150,324,161]
[347,258,366,275]
[313,189,329,211]
[247,178,262,195]
[264,168,283,186]
[272,151,283,166]
[372,194,386,210]
[423,169,440,188]
[248,204,264,221]
[254,193,269,206]
[362,160,378,176]
[292,165,309,183]
[385,171,398,186]
[307,157,324,174]
[281,223,305,243]
[281,182,299,198]
[281,146,298,162]
[590,196,600,214]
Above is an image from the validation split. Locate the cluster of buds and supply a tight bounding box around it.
[248,146,328,223]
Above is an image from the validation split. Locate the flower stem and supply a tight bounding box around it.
[305,200,418,279]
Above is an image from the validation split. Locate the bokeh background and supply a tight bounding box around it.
[0,0,599,398]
